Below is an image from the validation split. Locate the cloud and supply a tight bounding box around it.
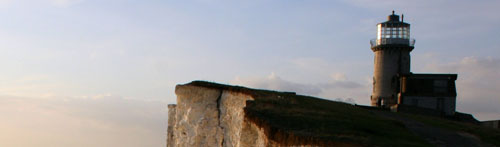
[230,72,366,104]
[0,95,167,147]
[231,72,323,95]
[422,56,500,120]
[319,73,363,89]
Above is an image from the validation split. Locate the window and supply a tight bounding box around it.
[378,26,410,39]
[434,80,448,93]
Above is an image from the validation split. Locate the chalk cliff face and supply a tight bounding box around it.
[167,84,268,147]
[167,81,499,147]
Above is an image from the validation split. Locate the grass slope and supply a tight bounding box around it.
[186,81,498,146]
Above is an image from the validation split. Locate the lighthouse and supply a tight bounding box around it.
[370,11,415,107]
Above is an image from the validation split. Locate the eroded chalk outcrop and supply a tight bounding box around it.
[168,84,267,147]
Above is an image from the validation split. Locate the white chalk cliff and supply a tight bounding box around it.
[167,84,268,147]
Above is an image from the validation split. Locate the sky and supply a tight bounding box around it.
[1,0,499,146]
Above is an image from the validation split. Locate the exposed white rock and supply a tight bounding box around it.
[171,85,223,147]
[167,104,176,147]
[168,85,268,147]
[219,90,256,147]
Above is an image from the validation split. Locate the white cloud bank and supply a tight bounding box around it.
[231,72,367,105]
[0,95,167,147]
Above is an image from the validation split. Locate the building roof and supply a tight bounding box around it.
[399,73,458,80]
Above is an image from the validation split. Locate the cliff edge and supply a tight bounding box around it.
[167,81,499,147]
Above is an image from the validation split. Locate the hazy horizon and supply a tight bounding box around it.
[1,0,499,146]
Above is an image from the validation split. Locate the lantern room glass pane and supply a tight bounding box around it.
[406,29,410,39]
[373,22,413,47]
[376,25,411,39]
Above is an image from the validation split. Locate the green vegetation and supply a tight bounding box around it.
[186,81,497,146]
[404,113,500,146]
[243,93,430,146]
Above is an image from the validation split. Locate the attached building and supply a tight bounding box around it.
[396,74,457,115]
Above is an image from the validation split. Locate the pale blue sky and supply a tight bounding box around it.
[1,0,499,146]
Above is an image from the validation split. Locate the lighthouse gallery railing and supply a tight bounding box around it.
[370,38,415,48]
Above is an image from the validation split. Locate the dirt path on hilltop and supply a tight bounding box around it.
[373,111,493,147]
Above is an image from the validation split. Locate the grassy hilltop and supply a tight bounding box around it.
[187,81,500,146]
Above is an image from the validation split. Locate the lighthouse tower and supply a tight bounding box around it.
[370,11,415,107]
